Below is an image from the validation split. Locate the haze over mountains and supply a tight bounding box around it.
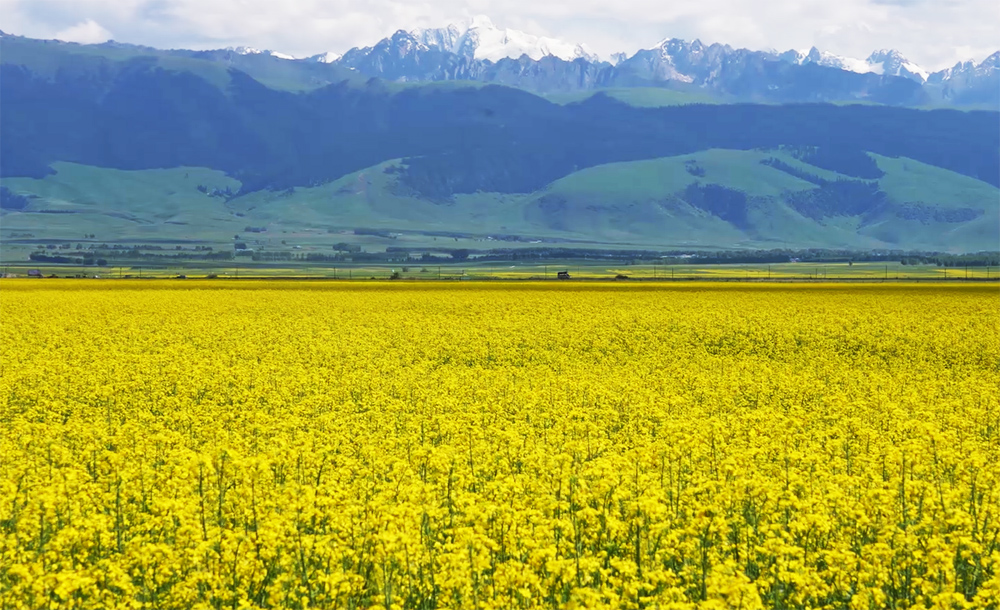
[0,19,998,253]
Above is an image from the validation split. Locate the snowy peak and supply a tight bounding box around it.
[800,47,878,74]
[866,49,928,82]
[777,49,806,64]
[467,15,496,30]
[982,51,1000,69]
[609,52,628,66]
[929,51,1000,83]
[656,38,703,57]
[775,46,928,82]
[410,15,599,63]
[307,51,342,64]
[229,46,296,60]
[385,30,430,55]
[412,23,464,55]
[782,45,998,86]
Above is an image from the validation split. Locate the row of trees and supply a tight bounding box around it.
[25,247,1000,267]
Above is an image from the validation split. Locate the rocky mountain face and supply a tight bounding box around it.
[866,49,929,82]
[326,23,997,106]
[336,31,609,92]
[408,15,600,62]
[926,52,1000,106]
[1,21,996,107]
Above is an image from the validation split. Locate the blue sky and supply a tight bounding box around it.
[1,0,996,70]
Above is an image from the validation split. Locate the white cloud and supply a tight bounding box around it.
[53,18,112,44]
[0,0,996,70]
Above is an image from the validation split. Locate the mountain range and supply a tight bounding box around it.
[3,17,997,106]
[330,19,998,106]
[0,24,998,253]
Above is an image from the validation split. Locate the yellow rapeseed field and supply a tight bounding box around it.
[1,281,998,609]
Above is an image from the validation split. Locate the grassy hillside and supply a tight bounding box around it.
[3,150,997,253]
[2,164,243,241]
[871,154,1000,207]
[522,150,861,248]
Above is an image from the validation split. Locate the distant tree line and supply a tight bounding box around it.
[30,249,233,263]
[29,253,107,265]
[24,246,999,267]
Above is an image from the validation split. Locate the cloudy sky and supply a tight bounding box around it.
[1,0,996,70]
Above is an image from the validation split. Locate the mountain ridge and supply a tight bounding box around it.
[2,24,996,107]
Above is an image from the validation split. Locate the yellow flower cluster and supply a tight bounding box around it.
[1,281,998,609]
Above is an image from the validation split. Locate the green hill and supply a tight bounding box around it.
[4,150,997,252]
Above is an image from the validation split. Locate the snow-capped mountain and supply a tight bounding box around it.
[609,52,628,66]
[162,17,995,104]
[866,49,928,82]
[782,47,879,74]
[328,23,999,105]
[306,51,342,64]
[15,16,990,107]
[410,15,599,63]
[230,46,296,61]
[777,48,929,82]
[925,51,999,105]
[929,51,1000,83]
